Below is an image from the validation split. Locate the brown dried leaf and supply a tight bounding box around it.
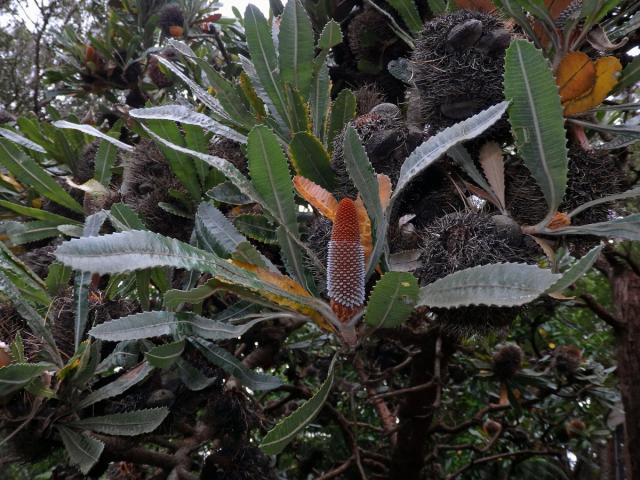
[377,174,392,211]
[563,56,622,116]
[479,141,505,209]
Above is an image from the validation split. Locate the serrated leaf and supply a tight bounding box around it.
[616,55,640,91]
[234,214,278,244]
[318,20,343,49]
[0,362,51,397]
[69,408,169,436]
[327,89,356,150]
[0,139,83,213]
[343,126,384,278]
[260,354,336,454]
[176,358,219,391]
[191,338,283,391]
[0,270,60,365]
[52,121,133,151]
[58,426,104,475]
[542,213,640,240]
[418,263,561,308]
[195,201,246,257]
[145,340,185,369]
[289,132,335,190]
[568,186,640,218]
[248,126,308,286]
[46,262,72,295]
[90,311,270,342]
[394,101,509,199]
[504,40,568,220]
[78,361,154,409]
[310,59,331,144]
[279,0,314,99]
[548,244,602,293]
[108,202,147,230]
[207,181,252,205]
[386,0,423,33]
[365,272,418,329]
[244,5,288,125]
[130,105,247,144]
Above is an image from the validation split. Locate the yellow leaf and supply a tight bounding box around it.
[377,174,392,211]
[0,173,23,192]
[563,56,622,116]
[293,175,338,221]
[556,52,596,103]
[354,197,373,264]
[231,260,335,332]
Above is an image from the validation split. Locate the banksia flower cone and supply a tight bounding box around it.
[327,198,365,322]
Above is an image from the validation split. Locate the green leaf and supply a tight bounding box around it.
[548,244,603,293]
[57,426,104,475]
[327,89,356,151]
[317,20,343,49]
[309,60,331,143]
[244,5,288,125]
[108,202,146,230]
[191,338,283,391]
[234,214,278,245]
[69,408,169,436]
[0,139,83,213]
[0,270,60,365]
[616,56,640,91]
[194,58,256,129]
[289,132,335,190]
[247,126,308,286]
[260,354,337,454]
[0,127,46,153]
[365,272,418,329]
[52,120,133,151]
[195,202,275,268]
[279,0,315,99]
[78,362,154,409]
[145,340,185,369]
[427,0,446,15]
[418,263,561,308]
[130,105,247,144]
[93,139,117,187]
[386,0,423,33]
[504,40,568,222]
[154,56,240,127]
[568,186,640,219]
[90,311,271,342]
[343,126,385,278]
[195,202,247,257]
[176,358,219,391]
[45,262,71,296]
[542,214,640,240]
[0,363,52,397]
[207,182,252,205]
[393,101,509,199]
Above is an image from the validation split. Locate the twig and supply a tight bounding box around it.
[579,294,625,331]
[317,456,355,479]
[446,449,561,479]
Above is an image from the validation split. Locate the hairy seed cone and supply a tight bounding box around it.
[492,343,523,379]
[327,199,365,321]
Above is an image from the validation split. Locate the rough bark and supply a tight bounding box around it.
[612,268,640,480]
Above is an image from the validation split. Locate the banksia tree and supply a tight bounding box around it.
[1,0,639,479]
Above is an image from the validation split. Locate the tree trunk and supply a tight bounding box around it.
[612,268,640,480]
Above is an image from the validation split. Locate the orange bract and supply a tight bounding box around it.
[293,175,338,221]
[556,52,596,103]
[562,56,622,116]
[547,212,572,230]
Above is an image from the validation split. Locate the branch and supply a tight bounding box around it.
[446,449,562,479]
[579,294,625,331]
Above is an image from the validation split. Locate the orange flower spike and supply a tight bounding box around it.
[327,198,366,322]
